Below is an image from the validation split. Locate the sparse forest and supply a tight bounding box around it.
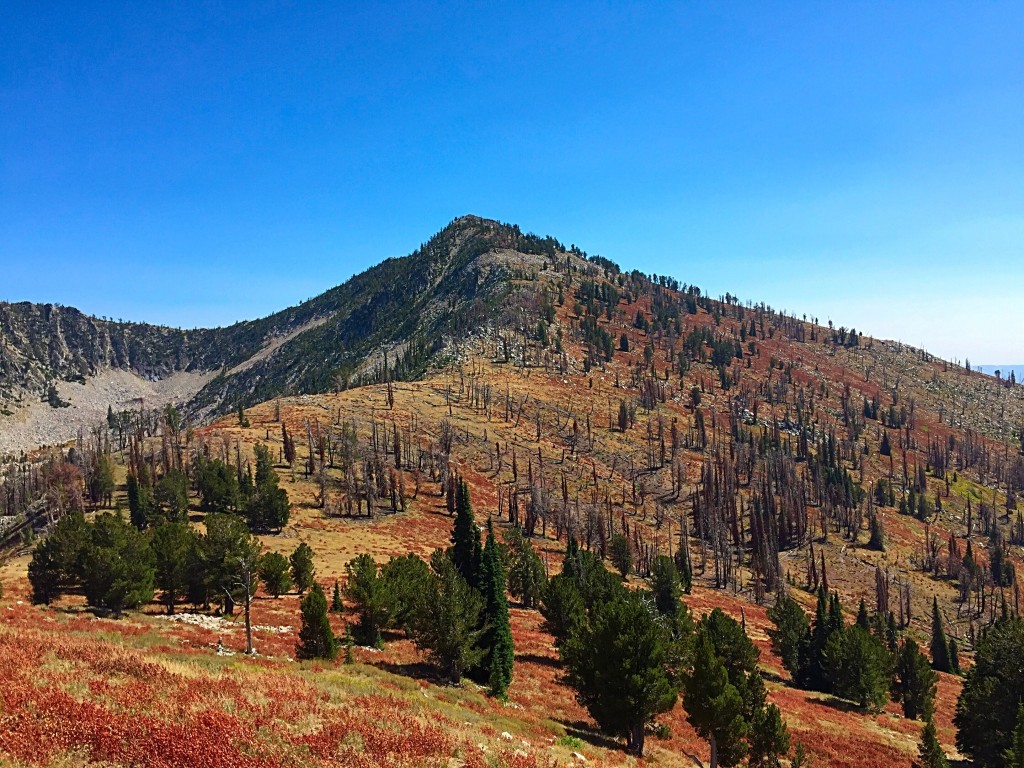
[3,216,1024,767]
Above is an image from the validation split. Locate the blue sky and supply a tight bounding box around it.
[2,3,1022,364]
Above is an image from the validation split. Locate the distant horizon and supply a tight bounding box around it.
[3,4,1021,363]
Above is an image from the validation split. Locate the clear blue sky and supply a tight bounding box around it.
[2,2,1022,364]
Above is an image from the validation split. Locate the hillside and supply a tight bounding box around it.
[3,215,1024,766]
[0,216,567,455]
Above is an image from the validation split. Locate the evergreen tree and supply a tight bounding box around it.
[450,479,481,588]
[296,582,338,660]
[257,551,293,597]
[245,444,290,532]
[82,512,156,617]
[126,473,147,530]
[481,519,514,698]
[682,630,748,768]
[345,553,394,647]
[955,615,1024,765]
[948,638,960,675]
[201,513,261,614]
[380,553,431,633]
[766,593,810,681]
[930,597,952,672]
[915,716,949,768]
[194,456,240,514]
[608,533,633,578]
[152,470,189,524]
[151,521,198,614]
[411,551,485,684]
[867,510,885,550]
[799,588,834,691]
[823,625,891,710]
[331,579,343,612]
[88,452,115,507]
[700,608,766,720]
[540,573,586,645]
[651,554,681,616]
[856,599,870,631]
[563,590,678,757]
[895,638,938,721]
[505,526,546,608]
[748,703,790,768]
[290,543,316,594]
[1004,705,1024,768]
[28,512,89,604]
[674,544,693,593]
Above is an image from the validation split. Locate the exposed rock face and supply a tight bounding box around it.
[0,216,566,452]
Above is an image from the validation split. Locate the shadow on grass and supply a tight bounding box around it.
[556,718,622,752]
[373,659,446,685]
[516,652,561,669]
[813,694,871,714]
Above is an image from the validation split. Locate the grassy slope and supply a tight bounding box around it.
[4,241,1015,767]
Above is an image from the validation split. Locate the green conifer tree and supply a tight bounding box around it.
[290,543,316,594]
[682,630,748,767]
[895,638,938,721]
[915,716,949,768]
[748,703,790,768]
[481,519,514,698]
[296,583,338,660]
[1004,705,1024,768]
[930,597,952,672]
[450,479,481,588]
[331,579,343,612]
[767,593,810,680]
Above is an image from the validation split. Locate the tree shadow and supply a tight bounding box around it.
[516,652,561,669]
[555,719,623,752]
[813,694,870,714]
[372,659,445,685]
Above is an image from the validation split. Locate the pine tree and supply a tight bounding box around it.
[1004,704,1024,768]
[411,551,484,684]
[608,533,632,578]
[539,573,586,645]
[682,630,748,768]
[915,716,949,768]
[955,615,1024,765]
[296,583,338,660]
[856,599,870,630]
[930,597,952,672]
[345,553,394,647]
[824,625,891,710]
[867,510,885,550]
[767,593,810,680]
[651,554,681,615]
[331,579,343,612]
[800,588,834,691]
[564,590,678,757]
[748,703,790,768]
[481,519,514,698]
[948,637,960,674]
[895,638,938,721]
[505,526,546,608]
[290,543,315,594]
[257,551,293,597]
[126,473,147,530]
[151,521,198,615]
[82,512,156,617]
[450,479,481,588]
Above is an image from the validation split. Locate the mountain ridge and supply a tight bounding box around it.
[0,216,576,450]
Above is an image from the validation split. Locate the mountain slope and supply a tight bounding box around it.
[0,216,570,450]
